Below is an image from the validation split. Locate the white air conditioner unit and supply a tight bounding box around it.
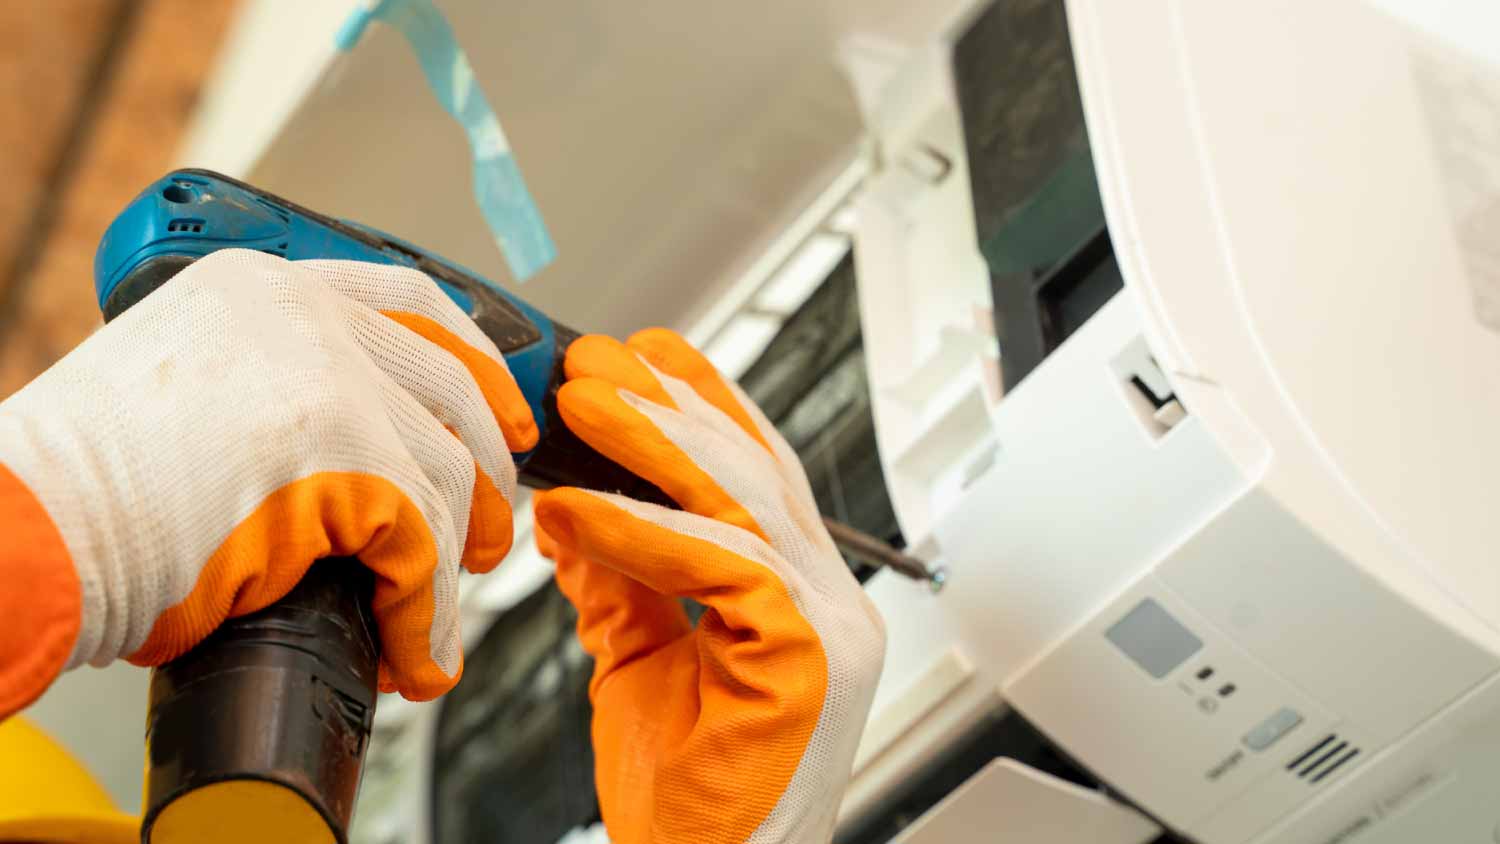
[843,1,1500,842]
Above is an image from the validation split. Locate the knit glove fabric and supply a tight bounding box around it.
[0,250,536,715]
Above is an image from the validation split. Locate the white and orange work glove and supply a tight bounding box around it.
[0,250,536,717]
[534,329,887,844]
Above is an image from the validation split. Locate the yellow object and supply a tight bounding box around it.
[0,716,138,844]
[148,780,334,844]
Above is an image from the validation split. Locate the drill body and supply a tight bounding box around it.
[95,170,656,843]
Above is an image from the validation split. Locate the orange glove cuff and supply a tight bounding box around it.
[0,463,80,718]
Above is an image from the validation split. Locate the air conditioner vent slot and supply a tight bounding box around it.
[1286,733,1361,784]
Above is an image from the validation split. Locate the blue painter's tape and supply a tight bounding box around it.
[336,0,557,282]
[332,5,375,50]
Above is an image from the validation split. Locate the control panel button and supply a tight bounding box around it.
[1242,707,1304,751]
[1104,598,1204,679]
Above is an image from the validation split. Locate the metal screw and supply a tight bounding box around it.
[928,567,949,594]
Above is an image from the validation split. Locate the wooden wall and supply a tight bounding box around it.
[0,0,240,393]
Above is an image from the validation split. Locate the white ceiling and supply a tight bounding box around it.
[240,0,979,338]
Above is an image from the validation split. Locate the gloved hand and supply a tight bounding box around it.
[0,250,536,715]
[535,329,887,844]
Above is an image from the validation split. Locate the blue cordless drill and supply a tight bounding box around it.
[96,169,665,843]
[97,168,923,844]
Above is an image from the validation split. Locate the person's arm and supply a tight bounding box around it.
[0,250,536,718]
[538,329,887,844]
[0,465,80,716]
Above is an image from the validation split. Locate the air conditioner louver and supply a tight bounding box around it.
[1286,733,1362,785]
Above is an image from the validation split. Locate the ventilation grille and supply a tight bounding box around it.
[1286,733,1362,785]
[167,219,205,234]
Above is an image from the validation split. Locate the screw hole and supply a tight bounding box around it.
[162,185,193,204]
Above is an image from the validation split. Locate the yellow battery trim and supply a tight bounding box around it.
[148,780,335,844]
